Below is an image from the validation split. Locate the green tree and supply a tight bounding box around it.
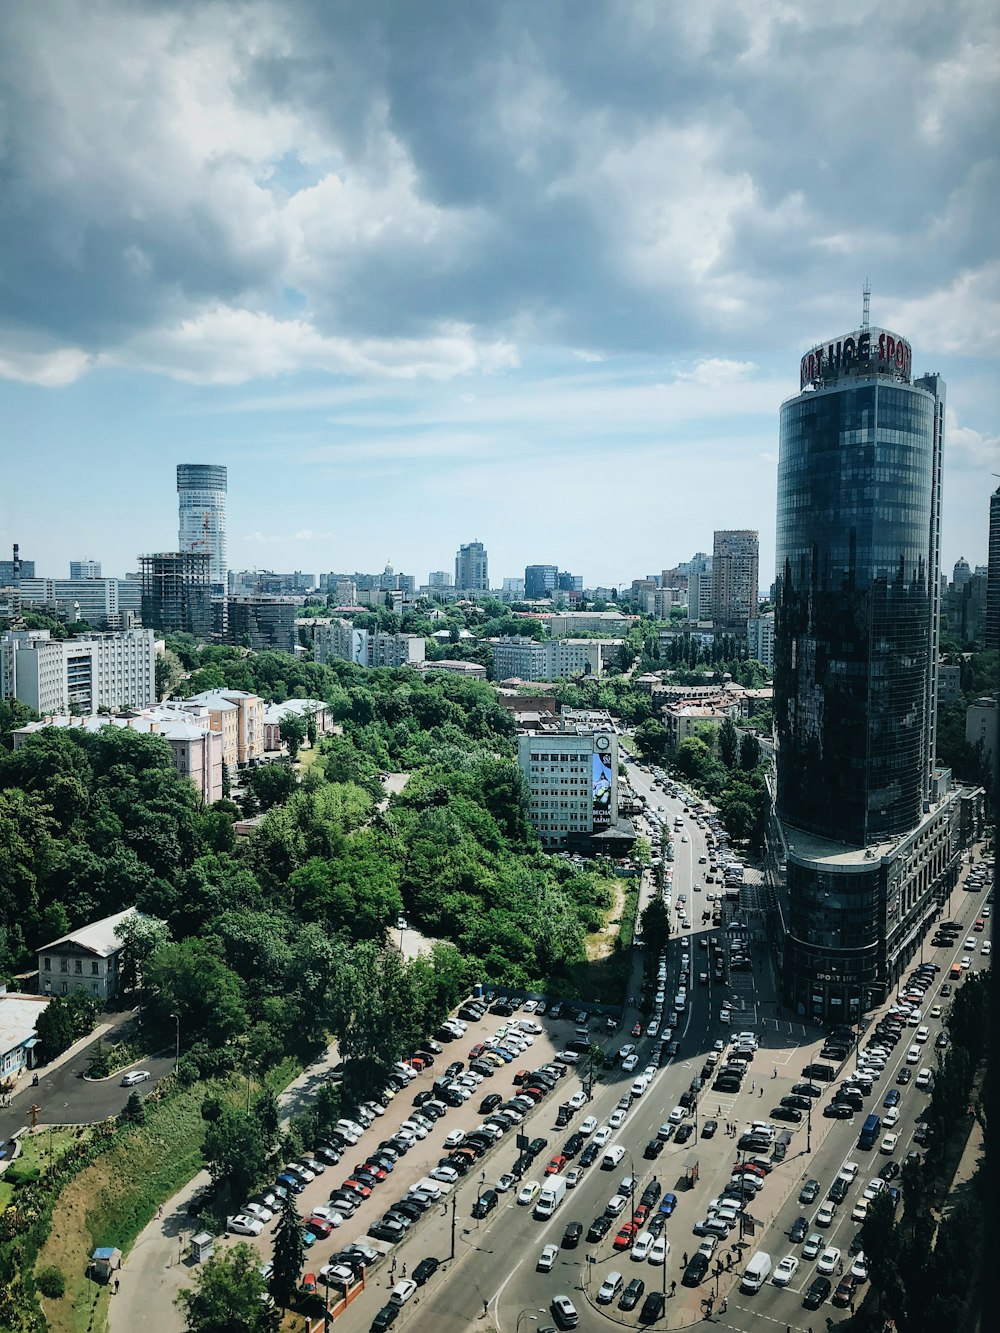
[270,1192,305,1308]
[119,1090,147,1126]
[639,898,671,957]
[278,713,307,760]
[202,1106,268,1202]
[176,1242,278,1333]
[244,764,298,811]
[739,731,762,771]
[145,938,248,1047]
[718,716,739,769]
[34,996,78,1059]
[114,911,171,995]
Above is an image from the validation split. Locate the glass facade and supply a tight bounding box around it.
[775,380,938,846]
[177,464,228,592]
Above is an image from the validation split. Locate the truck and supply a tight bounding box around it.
[535,1174,568,1219]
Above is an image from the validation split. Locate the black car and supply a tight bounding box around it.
[470,1060,495,1078]
[528,1137,548,1158]
[738,1134,771,1152]
[471,1189,498,1219]
[393,1200,423,1223]
[827,1177,849,1204]
[701,1119,718,1138]
[803,1276,832,1309]
[563,1133,585,1158]
[479,1093,503,1115]
[370,1303,399,1331]
[580,1143,600,1167]
[640,1180,662,1208]
[782,1094,813,1111]
[644,1138,664,1159]
[639,1291,666,1323]
[562,1221,583,1248]
[555,1104,572,1127]
[587,1214,612,1242]
[792,1082,822,1098]
[621,1278,645,1311]
[682,1253,710,1287]
[714,1078,741,1094]
[789,1215,808,1243]
[772,1106,803,1123]
[647,1212,667,1238]
[675,1123,693,1144]
[825,1102,854,1119]
[369,1220,405,1243]
[879,1160,901,1182]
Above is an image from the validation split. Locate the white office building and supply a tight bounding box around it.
[491,636,605,682]
[1,629,156,715]
[312,619,425,668]
[747,613,776,670]
[518,730,619,849]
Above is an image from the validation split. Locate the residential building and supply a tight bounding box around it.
[69,560,102,579]
[987,484,1000,650]
[14,576,141,630]
[965,697,998,778]
[311,619,425,668]
[224,596,297,652]
[501,577,525,600]
[0,992,52,1082]
[491,636,606,683]
[557,572,583,592]
[228,570,315,596]
[13,712,224,803]
[177,463,228,592]
[518,729,619,849]
[524,564,559,599]
[428,571,453,589]
[662,701,738,751]
[746,613,775,670]
[945,570,987,645]
[937,663,962,707]
[775,317,960,1022]
[184,688,265,767]
[541,610,630,636]
[139,551,211,637]
[370,632,426,668]
[712,529,759,630]
[686,570,714,622]
[455,541,489,592]
[1,628,156,714]
[38,908,137,1002]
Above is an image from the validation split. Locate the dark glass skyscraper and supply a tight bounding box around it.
[774,324,959,1021]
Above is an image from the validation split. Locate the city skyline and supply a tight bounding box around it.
[0,3,996,583]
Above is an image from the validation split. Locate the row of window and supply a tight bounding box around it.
[42,956,101,975]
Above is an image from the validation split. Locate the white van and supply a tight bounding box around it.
[740,1251,773,1293]
[631,1075,650,1098]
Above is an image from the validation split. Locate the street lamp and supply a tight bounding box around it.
[806,1094,812,1154]
[515,1310,545,1333]
[170,1013,179,1077]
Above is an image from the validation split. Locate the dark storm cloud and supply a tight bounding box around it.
[0,0,995,380]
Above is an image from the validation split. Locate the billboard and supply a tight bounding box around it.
[592,736,613,831]
[800,326,912,389]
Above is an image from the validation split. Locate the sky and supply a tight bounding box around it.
[1,0,998,589]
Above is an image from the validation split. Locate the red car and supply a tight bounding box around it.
[407,1056,425,1071]
[513,1069,530,1085]
[341,1179,372,1199]
[614,1221,638,1250]
[300,1273,318,1295]
[469,1043,485,1060]
[633,1204,649,1228]
[545,1155,567,1176]
[356,1162,387,1181]
[306,1217,333,1238]
[631,1022,643,1038]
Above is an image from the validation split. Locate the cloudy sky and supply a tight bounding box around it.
[1,0,997,588]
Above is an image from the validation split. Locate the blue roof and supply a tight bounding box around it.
[92,1247,118,1260]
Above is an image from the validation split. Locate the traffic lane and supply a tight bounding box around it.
[1,1049,176,1135]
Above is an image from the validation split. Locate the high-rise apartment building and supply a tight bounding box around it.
[139,552,211,637]
[428,571,453,589]
[712,530,758,630]
[455,541,489,592]
[987,484,1000,650]
[177,464,228,592]
[224,596,297,652]
[69,560,102,579]
[524,564,558,599]
[774,319,960,1022]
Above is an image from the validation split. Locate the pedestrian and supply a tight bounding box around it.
[158,1205,163,1219]
[670,1280,677,1296]
[113,1279,120,1295]
[401,1263,406,1278]
[759,1087,763,1097]
[483,1299,489,1317]
[721,1296,728,1313]
[751,1081,755,1092]
[772,1065,777,1079]
[683,1252,688,1266]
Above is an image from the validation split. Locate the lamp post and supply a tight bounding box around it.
[170,1013,179,1077]
[806,1094,812,1154]
[515,1310,544,1333]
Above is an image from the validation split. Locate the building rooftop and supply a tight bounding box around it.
[0,993,52,1054]
[39,908,137,959]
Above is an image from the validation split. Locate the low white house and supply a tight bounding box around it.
[38,908,137,1003]
[0,991,52,1085]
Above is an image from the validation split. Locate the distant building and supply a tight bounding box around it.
[183,688,265,768]
[501,577,525,601]
[224,596,297,652]
[518,729,619,850]
[140,551,211,637]
[686,570,713,622]
[228,570,315,596]
[14,576,141,630]
[712,530,759,630]
[0,992,53,1082]
[262,698,331,751]
[937,662,962,707]
[524,565,559,599]
[1,628,156,714]
[987,484,1000,649]
[69,560,102,579]
[311,619,425,668]
[177,463,228,592]
[421,660,488,680]
[490,636,614,683]
[0,554,35,583]
[455,541,489,592]
[428,571,453,589]
[747,613,775,670]
[542,610,630,636]
[966,697,998,777]
[557,572,583,592]
[38,908,138,1002]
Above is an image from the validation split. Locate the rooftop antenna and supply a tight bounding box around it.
[862,279,871,332]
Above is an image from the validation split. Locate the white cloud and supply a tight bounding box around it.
[0,341,93,386]
[886,266,1000,359]
[675,358,757,387]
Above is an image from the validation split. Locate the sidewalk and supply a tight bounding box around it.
[108,1039,343,1333]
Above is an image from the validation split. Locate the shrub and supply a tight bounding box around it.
[176,1055,200,1086]
[3,1165,41,1188]
[36,1265,65,1298]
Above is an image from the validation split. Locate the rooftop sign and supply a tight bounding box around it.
[800,327,911,390]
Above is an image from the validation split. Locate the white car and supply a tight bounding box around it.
[852,1198,869,1222]
[522,1000,538,1013]
[593,1127,613,1148]
[430,1165,459,1184]
[851,1251,869,1281]
[309,1204,345,1226]
[243,1201,273,1223]
[668,1105,685,1124]
[815,1204,836,1228]
[906,1045,921,1064]
[569,1091,587,1110]
[772,1255,799,1286]
[228,1213,263,1237]
[390,1279,417,1305]
[915,1026,929,1043]
[556,1050,580,1064]
[631,1231,654,1261]
[621,1054,639,1073]
[606,1193,628,1216]
[517,1181,540,1206]
[817,1247,841,1275]
[649,1234,668,1265]
[566,1167,583,1189]
[609,1108,627,1129]
[444,1129,466,1148]
[537,1243,559,1272]
[580,1116,598,1136]
[603,1144,627,1168]
[880,1132,899,1154]
[883,1106,900,1127]
[120,1070,151,1087]
[841,1161,860,1180]
[983,941,992,955]
[863,1178,886,1201]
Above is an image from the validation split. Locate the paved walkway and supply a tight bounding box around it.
[108,1040,343,1333]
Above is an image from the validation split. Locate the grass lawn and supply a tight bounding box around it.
[0,1125,91,1211]
[36,1057,305,1333]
